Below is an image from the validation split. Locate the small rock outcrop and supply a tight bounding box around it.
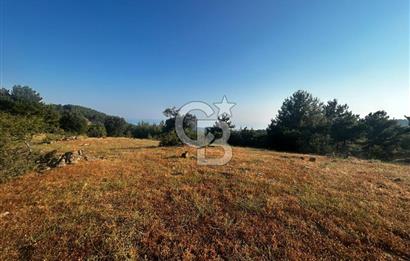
[63,136,78,141]
[37,150,88,172]
[181,151,189,158]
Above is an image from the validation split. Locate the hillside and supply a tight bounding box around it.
[0,138,409,260]
[51,104,111,124]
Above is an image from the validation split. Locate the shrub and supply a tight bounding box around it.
[104,116,128,137]
[159,131,182,146]
[229,128,267,148]
[59,111,88,134]
[87,124,107,137]
[0,112,40,182]
[131,121,163,139]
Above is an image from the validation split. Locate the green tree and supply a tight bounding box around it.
[267,90,328,153]
[361,111,409,160]
[131,121,163,139]
[104,116,128,137]
[159,107,197,146]
[42,105,61,133]
[87,124,107,137]
[206,113,235,143]
[0,86,44,115]
[11,85,42,103]
[0,112,43,181]
[162,107,197,133]
[59,111,88,134]
[229,128,267,148]
[159,130,182,146]
[324,99,362,154]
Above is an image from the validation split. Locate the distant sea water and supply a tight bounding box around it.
[396,119,409,127]
[127,119,164,125]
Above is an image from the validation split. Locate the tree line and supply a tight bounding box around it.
[228,91,410,160]
[1,85,409,181]
[159,90,409,162]
[0,85,164,138]
[0,85,162,181]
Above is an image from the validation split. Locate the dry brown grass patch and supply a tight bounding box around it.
[0,137,409,260]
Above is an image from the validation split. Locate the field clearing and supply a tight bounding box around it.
[0,137,409,260]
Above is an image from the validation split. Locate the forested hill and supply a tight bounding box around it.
[50,104,110,125]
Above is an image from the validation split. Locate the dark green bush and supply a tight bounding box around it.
[159,131,182,146]
[131,121,163,139]
[104,116,128,137]
[0,112,40,182]
[59,111,88,134]
[87,124,107,137]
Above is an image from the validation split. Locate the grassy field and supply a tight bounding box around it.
[0,137,409,260]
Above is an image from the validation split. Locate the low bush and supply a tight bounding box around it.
[87,124,107,137]
[0,112,40,182]
[159,131,182,146]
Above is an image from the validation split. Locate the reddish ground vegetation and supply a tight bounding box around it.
[0,138,409,260]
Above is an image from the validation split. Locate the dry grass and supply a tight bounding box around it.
[0,137,409,260]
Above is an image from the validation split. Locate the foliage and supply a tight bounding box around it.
[361,111,409,160]
[0,85,44,116]
[206,113,235,143]
[0,112,41,182]
[265,90,410,160]
[42,105,61,133]
[0,85,163,180]
[51,104,108,125]
[59,111,88,134]
[159,107,197,146]
[162,107,197,133]
[159,130,182,146]
[323,99,362,154]
[130,121,163,139]
[267,90,328,153]
[104,116,128,137]
[229,128,267,148]
[87,124,107,137]
[1,84,409,167]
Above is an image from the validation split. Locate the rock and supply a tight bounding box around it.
[300,156,305,160]
[171,171,184,176]
[63,136,77,141]
[36,150,62,170]
[393,177,402,183]
[0,212,10,218]
[309,157,316,162]
[63,151,81,164]
[56,158,66,168]
[37,166,51,173]
[181,151,189,158]
[36,149,89,172]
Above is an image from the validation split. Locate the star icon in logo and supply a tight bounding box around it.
[214,95,236,117]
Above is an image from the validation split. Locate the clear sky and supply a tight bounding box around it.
[1,0,409,128]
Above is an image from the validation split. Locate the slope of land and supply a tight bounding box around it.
[0,138,409,260]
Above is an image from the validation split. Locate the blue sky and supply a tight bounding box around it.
[1,0,409,128]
